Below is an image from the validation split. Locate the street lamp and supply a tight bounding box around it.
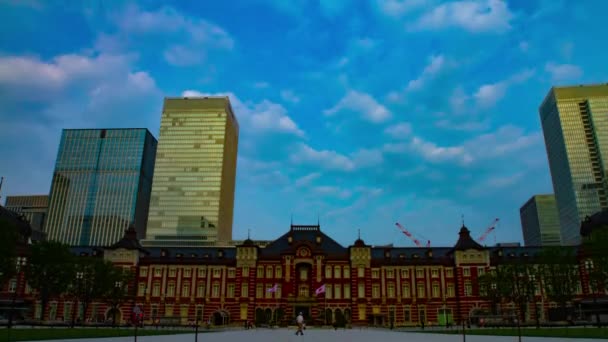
[8,256,27,342]
[71,271,84,328]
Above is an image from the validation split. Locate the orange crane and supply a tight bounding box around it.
[477,218,500,243]
[395,222,431,247]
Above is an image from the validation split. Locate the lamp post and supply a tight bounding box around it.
[8,256,27,342]
[71,271,84,328]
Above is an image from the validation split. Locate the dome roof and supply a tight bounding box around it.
[354,238,366,247]
[242,238,255,246]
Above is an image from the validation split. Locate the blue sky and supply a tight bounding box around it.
[1,0,607,247]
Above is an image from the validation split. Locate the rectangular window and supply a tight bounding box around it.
[154,268,162,277]
[242,267,249,277]
[344,285,351,299]
[334,266,341,278]
[401,269,409,278]
[266,266,273,278]
[326,285,333,299]
[241,283,248,297]
[463,267,471,277]
[358,282,365,298]
[447,284,455,297]
[359,306,366,320]
[464,282,472,296]
[198,268,206,277]
[213,269,221,278]
[240,306,247,320]
[257,266,264,278]
[167,283,175,297]
[372,284,380,298]
[402,284,410,298]
[416,269,424,278]
[182,283,190,297]
[49,302,57,320]
[8,279,17,293]
[326,266,332,279]
[404,308,411,322]
[344,267,350,278]
[165,305,173,317]
[256,284,263,298]
[387,269,394,278]
[431,269,439,278]
[197,284,205,297]
[63,302,72,322]
[276,285,282,298]
[138,283,146,296]
[358,267,365,277]
[299,285,309,297]
[432,283,440,298]
[477,267,485,276]
[153,282,160,296]
[212,283,220,298]
[228,269,235,278]
[227,284,235,298]
[334,284,341,299]
[388,283,395,298]
[445,268,453,277]
[275,266,282,278]
[300,268,308,281]
[169,268,176,277]
[372,269,380,279]
[184,268,192,278]
[417,284,425,298]
[140,267,148,277]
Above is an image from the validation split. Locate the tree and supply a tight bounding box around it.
[0,218,18,287]
[103,266,134,326]
[25,241,75,320]
[478,267,511,315]
[502,263,536,323]
[540,247,579,321]
[69,257,116,325]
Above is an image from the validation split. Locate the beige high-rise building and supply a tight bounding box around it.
[520,194,561,246]
[143,97,239,247]
[539,84,608,245]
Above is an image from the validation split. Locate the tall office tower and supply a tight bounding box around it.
[520,194,562,246]
[143,96,239,247]
[5,195,48,232]
[540,84,608,245]
[45,129,157,246]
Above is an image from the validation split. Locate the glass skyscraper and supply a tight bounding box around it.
[143,96,239,247]
[45,129,157,246]
[539,84,608,245]
[520,194,561,246]
[5,195,48,232]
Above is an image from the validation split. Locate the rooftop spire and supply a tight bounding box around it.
[248,228,250,240]
[461,214,465,226]
[358,228,361,240]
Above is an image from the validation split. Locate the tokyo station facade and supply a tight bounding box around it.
[7,214,608,328]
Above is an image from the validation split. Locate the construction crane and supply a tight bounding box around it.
[477,218,500,243]
[395,222,431,247]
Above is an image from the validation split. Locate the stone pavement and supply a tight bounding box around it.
[34,328,599,342]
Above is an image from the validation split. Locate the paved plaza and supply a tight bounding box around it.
[34,328,600,342]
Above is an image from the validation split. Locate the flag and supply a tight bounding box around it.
[315,284,325,295]
[267,284,278,293]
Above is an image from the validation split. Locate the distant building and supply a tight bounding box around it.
[144,97,239,247]
[45,129,157,246]
[520,194,562,246]
[495,242,522,247]
[540,84,608,245]
[5,195,48,232]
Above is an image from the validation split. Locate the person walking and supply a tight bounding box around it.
[295,312,304,336]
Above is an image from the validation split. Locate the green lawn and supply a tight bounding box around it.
[435,327,608,339]
[0,328,196,342]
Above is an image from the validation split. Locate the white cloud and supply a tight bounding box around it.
[181,90,305,137]
[112,5,233,66]
[375,0,429,17]
[253,82,269,89]
[435,119,490,132]
[312,186,352,199]
[408,137,474,165]
[281,90,300,103]
[406,55,445,91]
[295,172,321,187]
[545,62,583,82]
[473,69,534,108]
[449,87,469,113]
[351,148,384,168]
[324,90,391,123]
[411,0,514,33]
[384,122,412,138]
[464,125,543,159]
[467,172,526,197]
[290,143,356,171]
[560,41,574,60]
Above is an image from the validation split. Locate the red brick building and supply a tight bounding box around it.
[3,219,607,327]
